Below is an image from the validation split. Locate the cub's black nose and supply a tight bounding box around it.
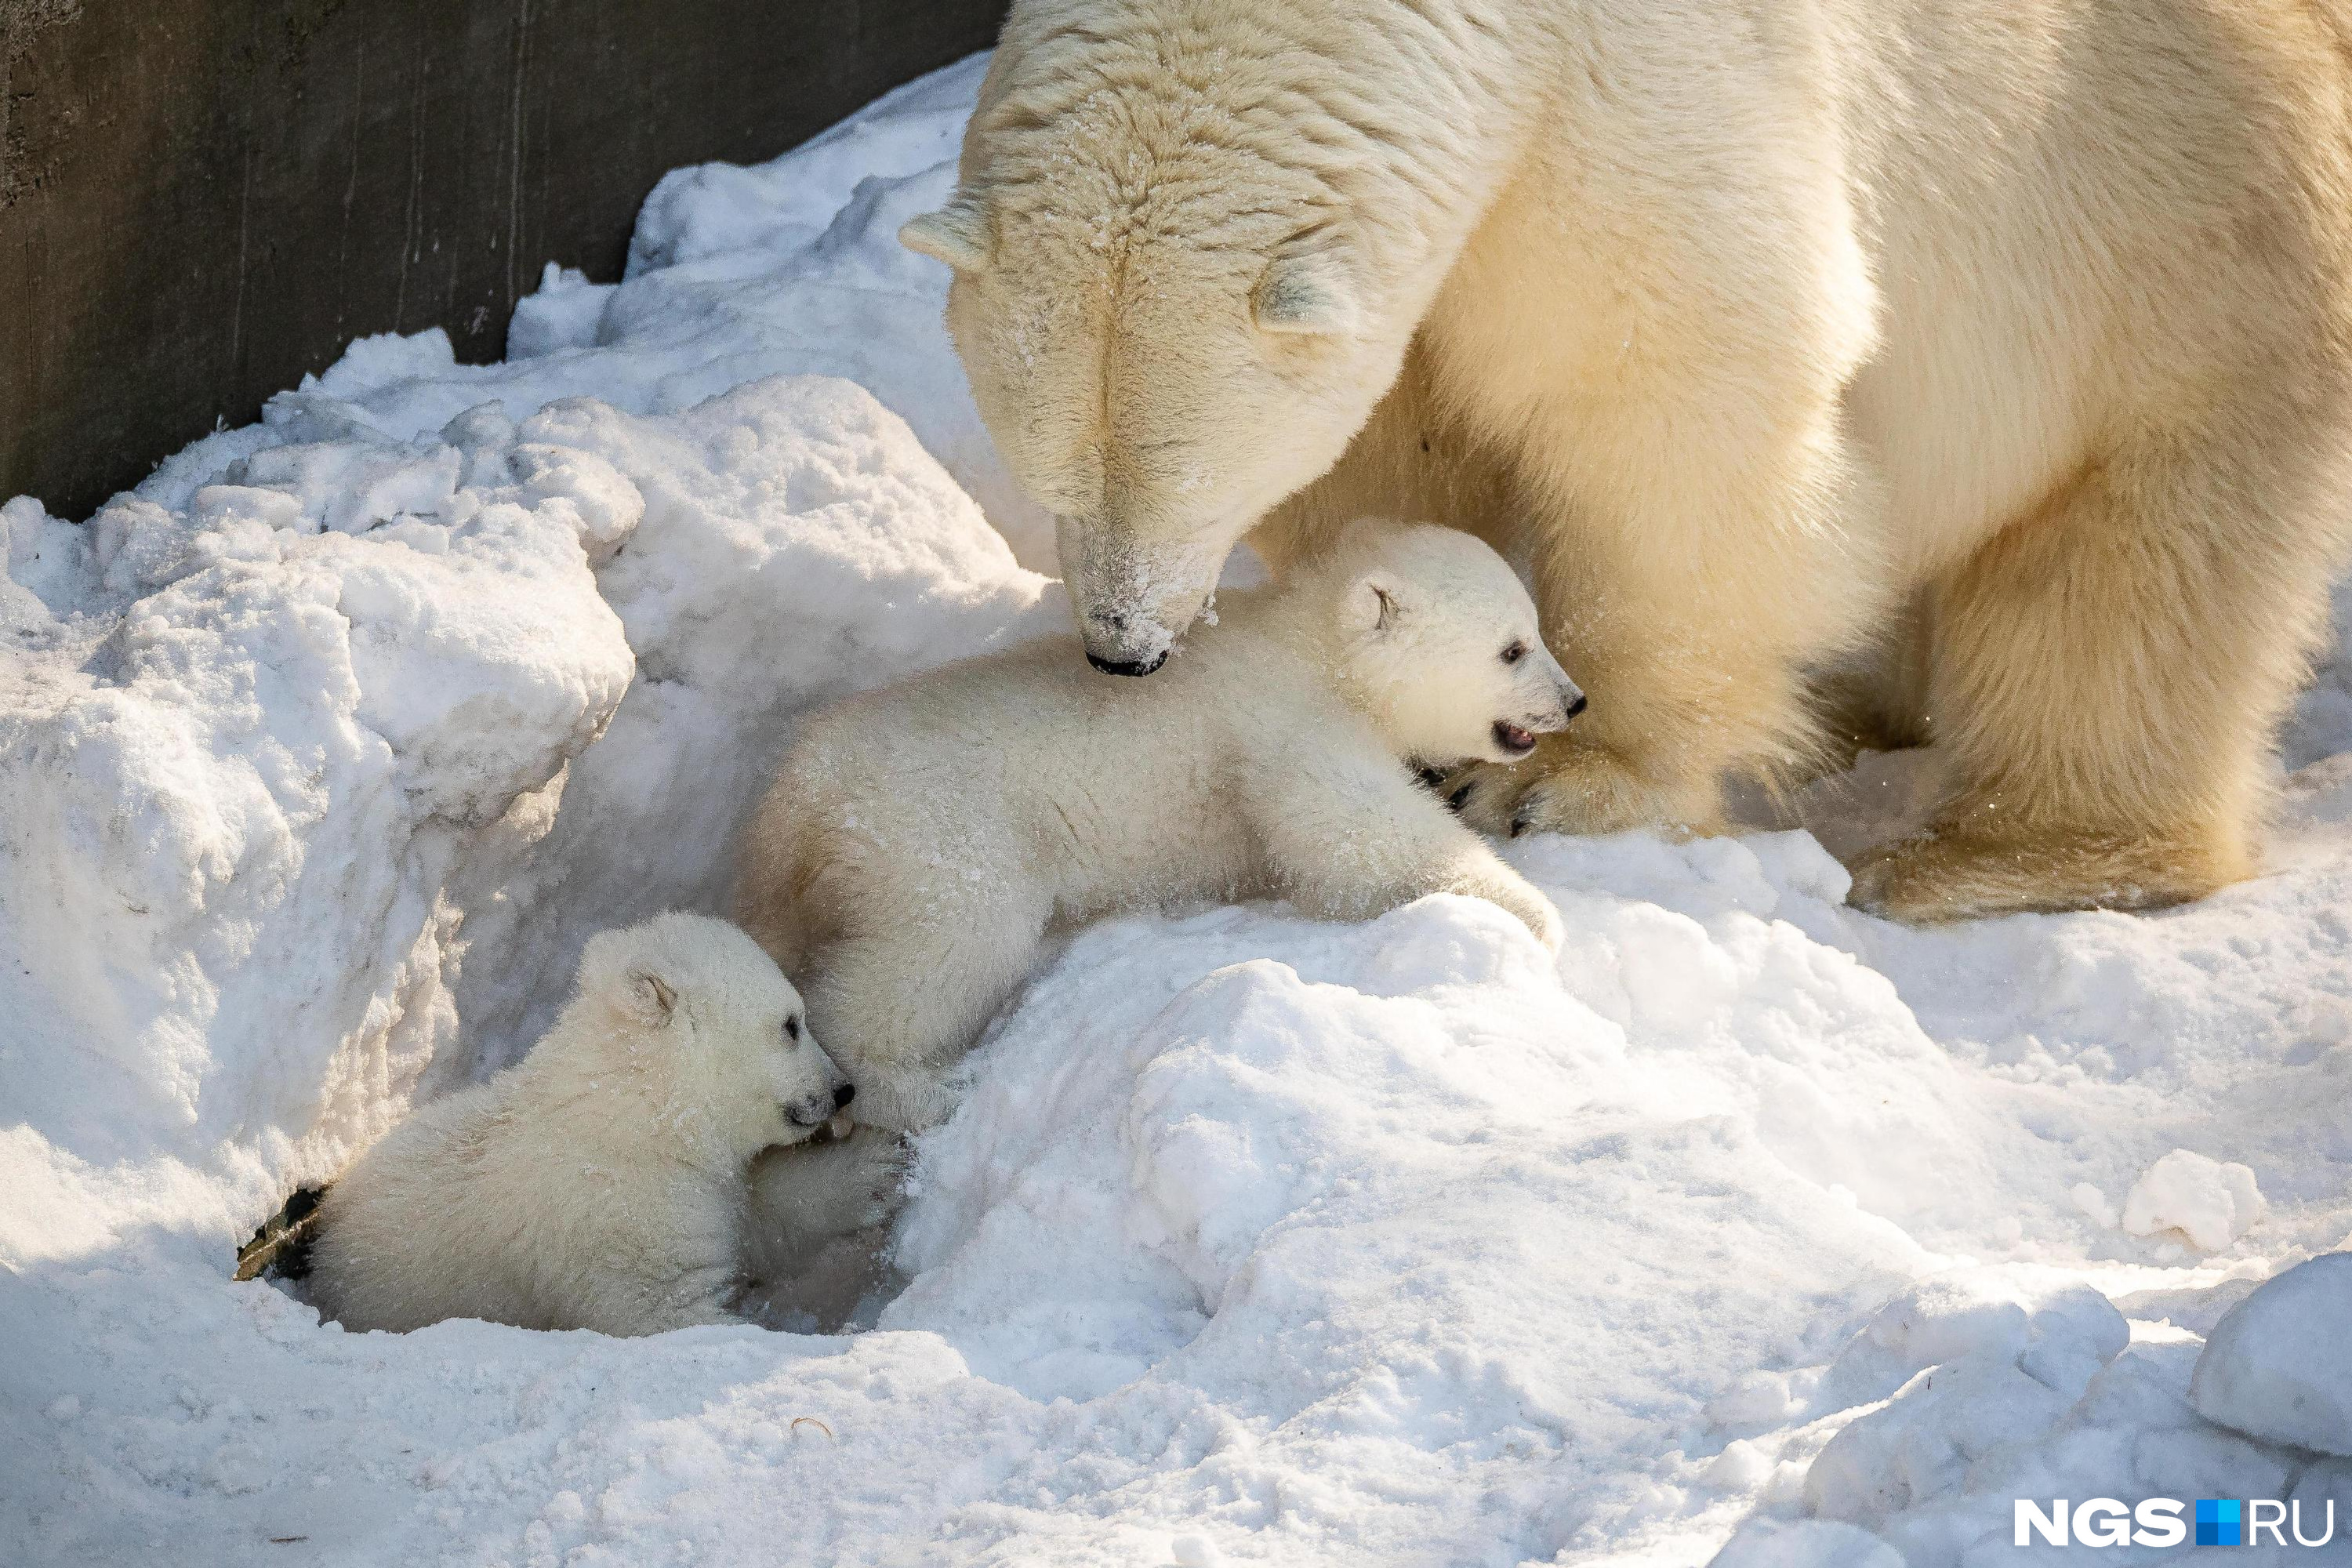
[1086,650,1168,677]
[1566,692,1588,720]
[833,1083,855,1109]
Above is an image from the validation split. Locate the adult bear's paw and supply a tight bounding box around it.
[1844,821,2238,922]
[1439,738,1719,840]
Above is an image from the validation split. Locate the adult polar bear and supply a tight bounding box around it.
[902,0,2352,920]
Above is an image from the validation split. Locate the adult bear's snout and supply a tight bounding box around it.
[1086,648,1169,677]
[1057,513,1219,678]
[1079,609,1174,677]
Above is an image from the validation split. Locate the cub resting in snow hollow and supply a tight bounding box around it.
[307,912,855,1336]
[736,518,1581,1131]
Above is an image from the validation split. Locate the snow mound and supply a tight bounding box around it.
[2,413,636,1205]
[1724,1264,2352,1568]
[5,49,2352,1568]
[1,370,1049,1265]
[2191,1252,2352,1457]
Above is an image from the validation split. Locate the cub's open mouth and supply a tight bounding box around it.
[1494,720,1539,757]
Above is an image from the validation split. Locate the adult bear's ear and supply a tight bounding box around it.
[1254,253,1359,336]
[899,198,993,274]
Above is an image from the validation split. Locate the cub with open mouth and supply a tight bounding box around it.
[735,517,1584,1134]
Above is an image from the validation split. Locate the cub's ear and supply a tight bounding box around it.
[898,199,993,274]
[1254,253,1359,336]
[579,925,688,1033]
[1349,573,1405,634]
[624,967,681,1029]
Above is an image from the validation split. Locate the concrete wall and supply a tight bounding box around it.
[0,0,1004,518]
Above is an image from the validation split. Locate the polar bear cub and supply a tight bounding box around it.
[307,912,852,1336]
[736,518,1582,1131]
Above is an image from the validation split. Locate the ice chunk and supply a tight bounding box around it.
[2122,1149,2265,1252]
[505,263,615,358]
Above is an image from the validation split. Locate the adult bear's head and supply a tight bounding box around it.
[901,20,1496,673]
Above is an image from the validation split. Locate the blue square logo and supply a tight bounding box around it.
[2197,1499,2242,1546]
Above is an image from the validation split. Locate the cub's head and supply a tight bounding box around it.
[1313,520,1584,768]
[902,38,1453,674]
[573,913,851,1157]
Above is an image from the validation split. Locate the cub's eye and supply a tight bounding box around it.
[1501,641,1528,665]
[784,1014,802,1041]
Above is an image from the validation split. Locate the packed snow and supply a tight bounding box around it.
[5,51,2352,1568]
[2190,1255,2352,1461]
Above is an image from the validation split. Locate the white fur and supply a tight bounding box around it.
[736,520,1579,1130]
[307,913,847,1336]
[913,0,2352,918]
[736,1127,914,1329]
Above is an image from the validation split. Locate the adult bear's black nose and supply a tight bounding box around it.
[1566,691,1588,720]
[1087,649,1168,677]
[833,1083,855,1109]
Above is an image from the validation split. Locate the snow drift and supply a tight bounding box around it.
[4,53,2351,1568]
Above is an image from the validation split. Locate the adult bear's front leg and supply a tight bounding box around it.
[1847,429,2341,922]
[1444,418,1890,842]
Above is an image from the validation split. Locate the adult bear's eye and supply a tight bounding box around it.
[1501,641,1527,665]
[784,1014,802,1040]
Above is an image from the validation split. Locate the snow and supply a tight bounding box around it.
[5,49,2352,1568]
[2122,1150,2267,1255]
[1714,1520,1905,1568]
[2191,1254,2352,1458]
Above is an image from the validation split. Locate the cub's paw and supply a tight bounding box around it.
[750,1127,913,1245]
[1474,875,1565,953]
[1441,740,1717,840]
[842,1065,960,1133]
[821,1127,916,1233]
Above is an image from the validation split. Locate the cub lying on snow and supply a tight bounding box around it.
[737,518,1582,1131]
[308,912,853,1336]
